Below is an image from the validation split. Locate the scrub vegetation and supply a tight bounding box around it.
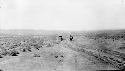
[0,30,125,71]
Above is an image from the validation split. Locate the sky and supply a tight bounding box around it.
[0,0,125,31]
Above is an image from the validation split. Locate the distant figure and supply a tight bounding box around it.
[70,35,73,41]
[59,36,63,41]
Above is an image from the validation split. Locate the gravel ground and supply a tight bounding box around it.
[1,31,125,71]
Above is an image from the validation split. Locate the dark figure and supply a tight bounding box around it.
[59,36,63,41]
[69,35,73,41]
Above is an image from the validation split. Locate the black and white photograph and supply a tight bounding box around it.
[0,0,125,71]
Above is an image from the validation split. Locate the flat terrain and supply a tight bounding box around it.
[0,30,125,71]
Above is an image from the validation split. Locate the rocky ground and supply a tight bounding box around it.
[0,30,125,71]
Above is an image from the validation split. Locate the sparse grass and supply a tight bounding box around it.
[1,30,125,71]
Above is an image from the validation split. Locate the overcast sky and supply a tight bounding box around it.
[0,0,125,31]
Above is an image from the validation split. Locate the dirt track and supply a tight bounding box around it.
[0,31,125,71]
